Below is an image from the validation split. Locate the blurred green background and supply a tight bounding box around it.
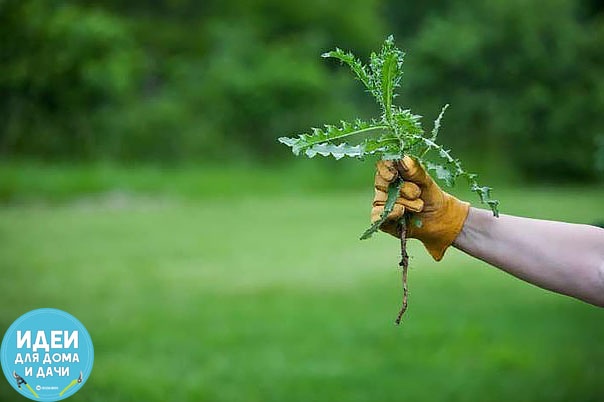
[1,0,603,401]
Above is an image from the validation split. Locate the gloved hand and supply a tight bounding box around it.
[371,156,470,261]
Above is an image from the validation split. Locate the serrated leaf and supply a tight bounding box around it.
[291,135,399,160]
[304,143,364,159]
[278,120,388,157]
[381,53,399,118]
[360,178,402,240]
[363,135,399,153]
[380,56,403,120]
[381,149,404,161]
[471,185,500,217]
[321,48,374,93]
[367,35,405,119]
[277,137,297,148]
[425,161,455,186]
[438,147,454,162]
[430,104,449,141]
[392,108,423,136]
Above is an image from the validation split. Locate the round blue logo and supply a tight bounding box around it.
[1,308,94,401]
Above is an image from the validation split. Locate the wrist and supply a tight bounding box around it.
[453,207,492,252]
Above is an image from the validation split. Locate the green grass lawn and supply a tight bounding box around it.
[0,184,603,402]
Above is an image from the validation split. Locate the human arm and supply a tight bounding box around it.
[454,207,604,307]
[372,158,604,307]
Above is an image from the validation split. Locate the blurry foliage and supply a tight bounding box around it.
[397,0,604,181]
[0,0,603,180]
[0,1,144,158]
[596,134,604,176]
[0,0,382,163]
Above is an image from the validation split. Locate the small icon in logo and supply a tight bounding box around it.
[59,371,82,396]
[13,371,40,398]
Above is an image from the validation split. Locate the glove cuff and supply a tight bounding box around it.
[413,195,470,261]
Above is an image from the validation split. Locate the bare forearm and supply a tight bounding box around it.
[453,207,604,307]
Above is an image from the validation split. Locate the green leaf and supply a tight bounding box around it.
[321,48,373,93]
[283,135,399,160]
[380,53,399,118]
[368,36,405,119]
[278,120,388,157]
[392,108,423,137]
[360,178,402,240]
[471,185,500,217]
[303,143,364,159]
[430,104,449,142]
[381,148,404,161]
[363,135,399,154]
[425,161,454,186]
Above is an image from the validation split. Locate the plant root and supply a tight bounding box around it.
[395,218,409,325]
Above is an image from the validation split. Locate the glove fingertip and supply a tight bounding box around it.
[377,161,398,182]
[370,206,383,223]
[399,156,412,172]
[387,204,405,221]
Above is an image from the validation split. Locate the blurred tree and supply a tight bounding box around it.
[392,0,604,181]
[115,0,386,161]
[1,0,384,162]
[1,0,602,180]
[0,0,144,159]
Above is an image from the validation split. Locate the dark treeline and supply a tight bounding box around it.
[1,0,603,180]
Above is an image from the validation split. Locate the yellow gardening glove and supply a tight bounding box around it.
[371,164,425,234]
[371,156,470,261]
